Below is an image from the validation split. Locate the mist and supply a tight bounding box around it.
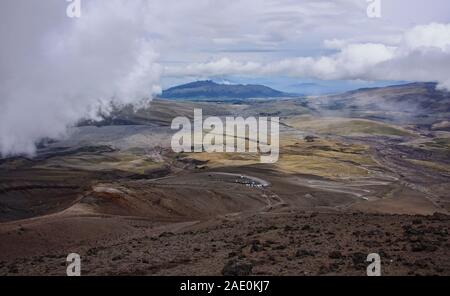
[0,0,161,157]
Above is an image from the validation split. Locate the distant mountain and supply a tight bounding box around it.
[160,80,290,99]
[288,82,327,95]
[307,82,450,125]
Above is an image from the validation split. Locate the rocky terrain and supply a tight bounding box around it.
[0,209,448,276]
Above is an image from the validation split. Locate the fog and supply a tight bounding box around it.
[0,0,161,157]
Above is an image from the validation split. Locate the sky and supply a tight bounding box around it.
[1,0,450,156]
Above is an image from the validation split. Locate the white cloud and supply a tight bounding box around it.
[165,23,450,90]
[0,0,161,157]
[165,43,396,80]
[403,23,450,51]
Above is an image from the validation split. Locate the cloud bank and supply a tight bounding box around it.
[0,0,161,157]
[165,23,450,90]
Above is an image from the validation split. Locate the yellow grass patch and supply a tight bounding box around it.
[285,116,415,137]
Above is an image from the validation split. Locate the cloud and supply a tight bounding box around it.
[404,23,450,51]
[0,0,161,157]
[164,43,396,80]
[165,23,450,90]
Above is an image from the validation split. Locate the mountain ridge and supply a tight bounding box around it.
[160,80,292,99]
[306,82,450,125]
